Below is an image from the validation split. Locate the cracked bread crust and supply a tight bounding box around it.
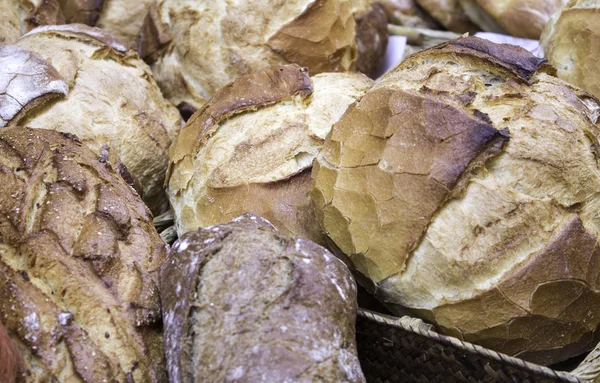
[7,24,182,214]
[166,64,373,244]
[0,128,167,382]
[160,214,364,383]
[311,36,600,365]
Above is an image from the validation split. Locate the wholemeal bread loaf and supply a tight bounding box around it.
[414,0,479,33]
[161,213,364,383]
[146,0,387,111]
[0,320,18,383]
[311,36,600,365]
[0,128,167,381]
[541,0,600,101]
[2,25,182,214]
[166,64,372,244]
[460,0,567,39]
[0,0,153,46]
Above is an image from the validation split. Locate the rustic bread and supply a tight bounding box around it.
[3,25,182,214]
[377,0,441,28]
[166,64,372,244]
[311,36,600,365]
[161,213,364,383]
[147,0,386,111]
[414,0,479,33]
[96,0,154,46]
[541,0,600,101]
[0,320,18,383]
[460,0,567,39]
[0,128,167,382]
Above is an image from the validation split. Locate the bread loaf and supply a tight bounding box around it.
[311,36,600,365]
[541,0,600,101]
[161,213,364,383]
[0,128,167,382]
[2,25,182,214]
[414,0,479,33]
[460,0,567,39]
[147,0,387,111]
[0,320,18,383]
[166,64,372,244]
[377,0,441,28]
[96,0,154,46]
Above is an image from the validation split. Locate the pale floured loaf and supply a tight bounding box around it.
[2,25,182,214]
[166,64,372,244]
[541,0,600,101]
[0,128,167,382]
[146,0,386,111]
[161,214,364,383]
[311,36,600,365]
[460,0,567,39]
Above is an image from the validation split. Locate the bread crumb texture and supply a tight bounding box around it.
[160,213,364,383]
[0,128,167,382]
[312,36,600,365]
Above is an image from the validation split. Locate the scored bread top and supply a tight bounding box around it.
[166,64,372,241]
[0,128,167,381]
[312,36,600,364]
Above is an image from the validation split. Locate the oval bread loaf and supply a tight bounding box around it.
[161,213,365,383]
[2,25,182,214]
[0,128,167,382]
[166,64,372,244]
[147,0,387,111]
[311,36,600,365]
[541,0,600,101]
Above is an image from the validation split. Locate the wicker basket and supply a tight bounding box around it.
[356,309,600,383]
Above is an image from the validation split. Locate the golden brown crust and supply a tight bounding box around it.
[0,128,167,382]
[160,214,365,383]
[0,44,68,128]
[312,36,600,365]
[355,2,389,78]
[168,64,313,186]
[541,0,600,101]
[414,0,479,33]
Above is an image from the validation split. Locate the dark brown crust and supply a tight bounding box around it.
[0,320,18,383]
[167,64,313,183]
[58,0,104,26]
[160,214,364,383]
[355,2,389,78]
[0,128,166,382]
[26,0,66,29]
[136,2,172,63]
[420,36,551,84]
[0,45,68,128]
[23,24,128,54]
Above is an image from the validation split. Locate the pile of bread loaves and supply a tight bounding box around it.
[0,0,600,382]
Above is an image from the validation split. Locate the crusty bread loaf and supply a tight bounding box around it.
[147,0,386,111]
[161,213,365,383]
[311,36,600,365]
[414,0,479,33]
[166,64,372,244]
[0,321,18,383]
[0,128,167,382]
[96,0,154,46]
[2,25,182,214]
[541,0,600,101]
[460,0,567,39]
[377,0,441,28]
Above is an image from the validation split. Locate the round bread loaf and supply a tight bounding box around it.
[0,321,18,383]
[2,25,182,214]
[0,0,153,46]
[460,0,567,39]
[311,36,600,365]
[166,64,372,244]
[0,128,167,382]
[146,0,387,111]
[414,0,479,33]
[161,213,364,383]
[541,0,600,101]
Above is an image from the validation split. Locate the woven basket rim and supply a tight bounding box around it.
[358,308,586,383]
